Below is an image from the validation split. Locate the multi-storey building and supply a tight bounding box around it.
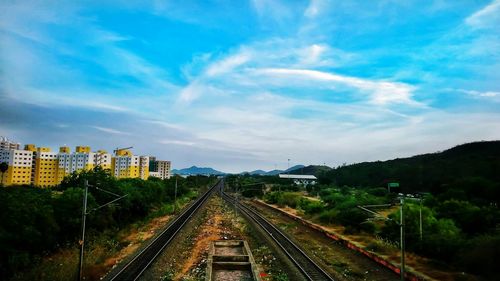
[0,136,20,151]
[95,150,112,171]
[0,147,33,186]
[57,146,71,182]
[149,160,171,180]
[33,147,59,187]
[139,156,149,179]
[1,138,158,186]
[149,156,157,172]
[57,146,113,184]
[112,150,149,180]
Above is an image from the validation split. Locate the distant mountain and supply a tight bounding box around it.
[265,169,283,176]
[172,166,225,175]
[248,170,267,175]
[240,165,307,176]
[288,165,332,176]
[285,164,305,173]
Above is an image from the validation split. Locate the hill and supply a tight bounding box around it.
[172,166,225,175]
[240,165,306,176]
[285,164,305,172]
[245,170,267,175]
[320,141,500,196]
[265,169,283,176]
[288,165,332,176]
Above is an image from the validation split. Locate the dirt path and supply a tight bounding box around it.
[141,195,294,281]
[174,212,223,279]
[92,215,172,277]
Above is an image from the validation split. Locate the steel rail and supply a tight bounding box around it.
[105,180,222,281]
[221,192,334,281]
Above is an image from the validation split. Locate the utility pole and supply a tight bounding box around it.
[358,199,405,281]
[419,198,423,242]
[400,197,405,281]
[174,177,178,214]
[78,180,89,281]
[233,182,239,216]
[77,180,127,281]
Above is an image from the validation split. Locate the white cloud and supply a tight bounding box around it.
[91,126,129,135]
[251,0,293,21]
[457,89,500,101]
[0,1,178,114]
[465,0,500,28]
[304,0,325,18]
[255,68,418,105]
[158,140,196,146]
[2,1,499,173]
[205,51,251,77]
[298,44,326,65]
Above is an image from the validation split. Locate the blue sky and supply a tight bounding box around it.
[1,0,499,172]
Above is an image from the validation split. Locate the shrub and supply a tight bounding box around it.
[458,235,500,278]
[299,198,325,215]
[336,207,370,230]
[263,191,282,204]
[366,187,388,197]
[278,192,301,208]
[318,209,338,224]
[359,221,376,234]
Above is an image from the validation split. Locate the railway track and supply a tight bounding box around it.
[105,179,222,281]
[221,191,335,281]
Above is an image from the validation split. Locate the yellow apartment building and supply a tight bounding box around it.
[33,147,59,187]
[0,147,34,186]
[112,150,149,180]
[1,140,153,186]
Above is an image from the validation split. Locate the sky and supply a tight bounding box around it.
[1,0,499,173]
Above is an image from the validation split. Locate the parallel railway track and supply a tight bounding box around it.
[221,191,335,281]
[105,179,222,281]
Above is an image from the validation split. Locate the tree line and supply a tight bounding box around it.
[0,167,216,280]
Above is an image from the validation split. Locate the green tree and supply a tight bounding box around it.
[382,204,463,261]
[436,199,499,235]
[0,162,8,185]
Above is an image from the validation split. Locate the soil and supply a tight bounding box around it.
[140,195,295,281]
[102,215,173,271]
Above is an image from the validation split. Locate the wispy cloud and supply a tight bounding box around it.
[456,89,500,102]
[0,1,178,114]
[205,51,251,77]
[1,1,499,172]
[255,68,419,105]
[91,126,130,135]
[304,0,326,18]
[465,0,500,28]
[158,140,196,146]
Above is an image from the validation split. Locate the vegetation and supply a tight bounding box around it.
[243,141,500,279]
[287,164,332,176]
[0,167,216,280]
[317,141,500,198]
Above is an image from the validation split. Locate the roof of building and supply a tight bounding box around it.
[278,174,317,180]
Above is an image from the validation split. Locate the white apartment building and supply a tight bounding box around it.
[0,148,34,185]
[149,160,171,180]
[0,136,20,151]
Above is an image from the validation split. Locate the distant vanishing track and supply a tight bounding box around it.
[104,180,222,281]
[221,191,335,281]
